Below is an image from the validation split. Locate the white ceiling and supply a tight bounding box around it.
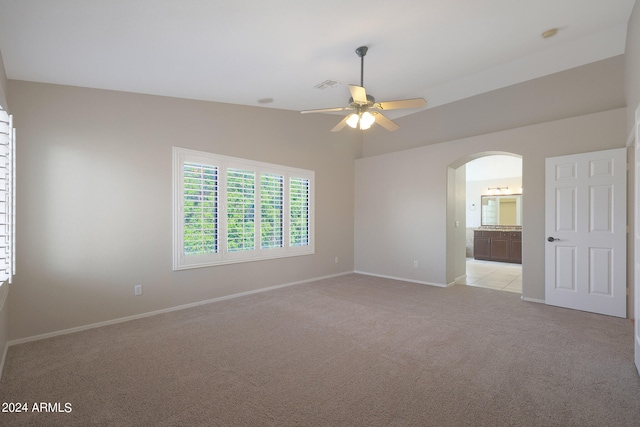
[0,0,635,118]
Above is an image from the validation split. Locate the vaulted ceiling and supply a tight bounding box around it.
[0,0,635,118]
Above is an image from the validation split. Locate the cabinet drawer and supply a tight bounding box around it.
[475,230,501,238]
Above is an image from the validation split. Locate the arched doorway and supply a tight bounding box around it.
[446,151,523,293]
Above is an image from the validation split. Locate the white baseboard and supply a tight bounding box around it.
[0,340,7,381]
[452,274,467,287]
[8,271,354,347]
[353,270,448,288]
[521,296,545,304]
[0,284,8,381]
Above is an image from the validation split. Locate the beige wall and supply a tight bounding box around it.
[355,108,627,300]
[625,0,640,323]
[362,56,625,158]
[0,49,8,374]
[8,81,361,340]
[0,49,7,108]
[355,28,635,311]
[626,1,640,133]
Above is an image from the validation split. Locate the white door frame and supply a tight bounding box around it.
[634,104,640,375]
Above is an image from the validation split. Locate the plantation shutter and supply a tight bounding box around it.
[0,111,15,284]
[260,173,284,249]
[183,162,218,256]
[290,177,310,247]
[227,168,255,252]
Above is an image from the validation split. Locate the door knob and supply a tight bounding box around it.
[547,236,559,242]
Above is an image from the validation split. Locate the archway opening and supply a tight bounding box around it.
[446,151,523,293]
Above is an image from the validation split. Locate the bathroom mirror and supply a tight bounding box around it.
[481,195,522,226]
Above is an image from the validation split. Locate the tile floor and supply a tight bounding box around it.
[459,258,522,293]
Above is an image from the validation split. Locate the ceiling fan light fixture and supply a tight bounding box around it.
[359,111,375,130]
[346,113,360,129]
[346,111,376,130]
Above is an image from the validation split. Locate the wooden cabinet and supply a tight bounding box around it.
[473,234,491,260]
[509,232,522,263]
[473,230,521,264]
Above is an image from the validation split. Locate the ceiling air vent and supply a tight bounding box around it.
[314,80,340,90]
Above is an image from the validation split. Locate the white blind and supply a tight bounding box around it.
[290,177,309,247]
[183,162,218,256]
[260,173,284,249]
[0,111,15,284]
[227,168,255,252]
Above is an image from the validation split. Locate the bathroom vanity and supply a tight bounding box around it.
[473,229,522,263]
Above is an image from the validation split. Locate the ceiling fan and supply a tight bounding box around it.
[301,46,426,132]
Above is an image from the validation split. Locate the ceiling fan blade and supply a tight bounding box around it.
[374,98,426,110]
[373,112,399,131]
[331,115,351,132]
[349,85,368,105]
[301,106,353,114]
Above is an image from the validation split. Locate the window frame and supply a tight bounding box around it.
[173,147,314,270]
[0,109,15,286]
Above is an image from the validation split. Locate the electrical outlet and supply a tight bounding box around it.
[335,256,339,264]
[413,261,418,268]
[134,284,142,296]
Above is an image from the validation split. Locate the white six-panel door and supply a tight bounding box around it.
[545,147,626,318]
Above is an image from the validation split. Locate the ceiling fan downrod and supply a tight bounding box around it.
[355,46,368,87]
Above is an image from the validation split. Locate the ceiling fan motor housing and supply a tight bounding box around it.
[348,94,376,107]
[355,46,368,57]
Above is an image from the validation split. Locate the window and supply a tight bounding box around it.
[0,109,15,285]
[173,147,314,270]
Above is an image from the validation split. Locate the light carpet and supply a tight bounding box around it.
[1,273,639,426]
